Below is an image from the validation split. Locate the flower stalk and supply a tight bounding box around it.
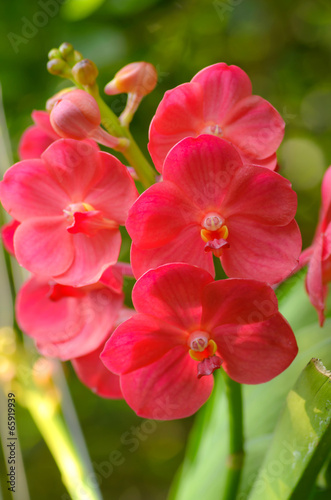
[95,95,156,188]
[222,371,244,500]
[23,388,102,500]
[0,333,103,500]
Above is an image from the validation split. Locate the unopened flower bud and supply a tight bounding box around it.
[50,89,101,140]
[73,50,83,64]
[59,42,74,60]
[104,62,157,97]
[47,58,71,78]
[50,89,129,151]
[72,59,99,86]
[105,62,157,127]
[48,48,61,60]
[46,88,76,112]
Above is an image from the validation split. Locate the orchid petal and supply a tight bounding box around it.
[0,160,70,220]
[18,125,54,160]
[221,166,297,225]
[201,279,279,330]
[212,314,298,384]
[120,346,214,420]
[41,139,104,200]
[223,95,285,159]
[132,263,214,329]
[221,218,301,284]
[85,152,138,224]
[163,135,243,211]
[54,229,121,287]
[14,217,74,277]
[127,181,199,249]
[130,226,214,280]
[101,314,187,374]
[192,63,252,123]
[148,82,204,172]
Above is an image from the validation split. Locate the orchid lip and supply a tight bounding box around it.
[63,202,95,220]
[64,202,118,235]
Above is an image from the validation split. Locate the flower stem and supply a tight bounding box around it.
[23,388,102,500]
[123,130,156,188]
[95,95,156,188]
[221,371,244,500]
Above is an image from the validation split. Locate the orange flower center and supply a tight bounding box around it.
[188,330,217,361]
[200,213,229,257]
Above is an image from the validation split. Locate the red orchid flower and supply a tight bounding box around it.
[127,135,301,284]
[101,264,298,420]
[148,62,284,172]
[0,139,138,286]
[300,166,331,325]
[16,266,123,360]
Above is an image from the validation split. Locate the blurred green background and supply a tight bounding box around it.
[0,0,330,498]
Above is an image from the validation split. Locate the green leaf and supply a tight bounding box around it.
[168,271,331,500]
[248,359,331,500]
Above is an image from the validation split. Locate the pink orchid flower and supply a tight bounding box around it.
[148,62,284,172]
[18,110,60,160]
[127,135,301,284]
[16,266,123,360]
[300,166,331,325]
[72,307,135,399]
[101,263,298,420]
[0,139,138,286]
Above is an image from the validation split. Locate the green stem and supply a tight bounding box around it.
[222,371,245,500]
[24,388,102,500]
[123,129,156,188]
[95,95,156,188]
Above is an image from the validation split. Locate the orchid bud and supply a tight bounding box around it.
[46,88,76,112]
[72,59,99,87]
[104,62,157,97]
[48,48,61,60]
[47,58,71,78]
[50,89,129,151]
[105,62,157,127]
[50,89,100,140]
[59,42,74,61]
[50,89,101,140]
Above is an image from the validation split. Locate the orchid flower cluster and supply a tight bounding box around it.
[0,43,330,422]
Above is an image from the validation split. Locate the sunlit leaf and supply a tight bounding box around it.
[248,359,331,500]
